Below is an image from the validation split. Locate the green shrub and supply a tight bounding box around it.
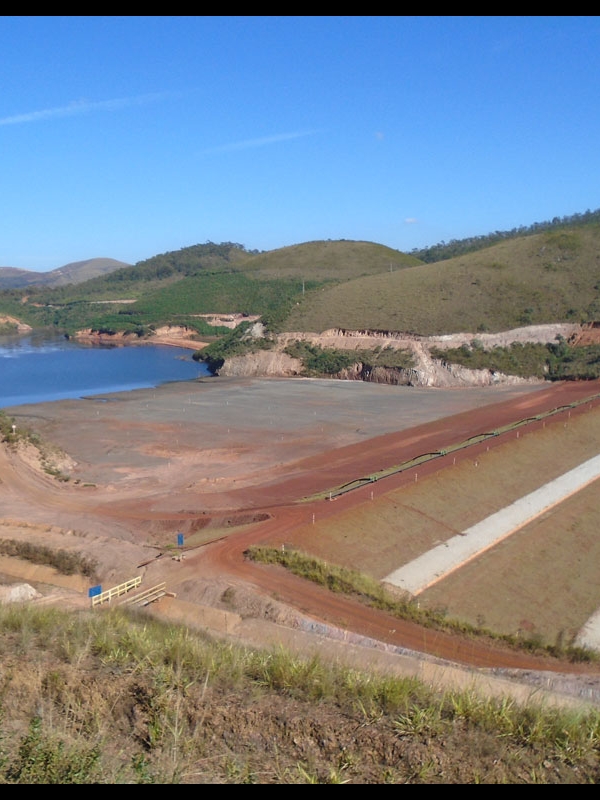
[0,539,97,579]
[283,341,357,375]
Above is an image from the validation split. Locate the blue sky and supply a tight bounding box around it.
[2,15,600,271]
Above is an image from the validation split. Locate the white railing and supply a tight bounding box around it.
[90,576,142,607]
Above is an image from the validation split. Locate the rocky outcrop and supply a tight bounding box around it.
[326,361,537,388]
[215,326,562,387]
[216,344,541,388]
[217,349,303,378]
[0,583,41,604]
[73,329,141,346]
[66,321,583,387]
[0,315,32,333]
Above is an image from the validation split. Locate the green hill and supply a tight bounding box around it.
[238,239,422,280]
[281,227,600,335]
[0,240,419,336]
[0,258,131,290]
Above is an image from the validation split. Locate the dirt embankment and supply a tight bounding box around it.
[73,325,208,350]
[218,323,582,387]
[0,315,32,333]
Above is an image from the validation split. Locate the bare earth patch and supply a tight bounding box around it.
[2,353,600,707]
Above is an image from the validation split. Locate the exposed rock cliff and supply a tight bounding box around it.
[214,324,576,388]
[68,321,585,388]
[217,349,303,378]
[335,360,539,388]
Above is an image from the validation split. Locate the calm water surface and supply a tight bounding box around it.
[0,332,211,409]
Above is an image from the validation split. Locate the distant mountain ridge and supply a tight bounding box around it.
[0,258,131,290]
[3,206,600,293]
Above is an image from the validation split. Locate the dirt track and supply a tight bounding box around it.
[3,376,600,689]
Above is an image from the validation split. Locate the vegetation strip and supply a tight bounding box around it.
[246,546,596,664]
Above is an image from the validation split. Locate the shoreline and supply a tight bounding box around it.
[71,331,210,351]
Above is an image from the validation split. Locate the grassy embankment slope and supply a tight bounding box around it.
[1,601,600,784]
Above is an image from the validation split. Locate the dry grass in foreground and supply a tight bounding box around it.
[1,603,600,784]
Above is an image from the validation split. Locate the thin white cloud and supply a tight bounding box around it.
[404,217,418,224]
[0,92,171,127]
[202,130,318,155]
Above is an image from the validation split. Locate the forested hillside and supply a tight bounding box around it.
[410,207,600,263]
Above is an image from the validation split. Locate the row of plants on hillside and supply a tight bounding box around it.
[282,341,358,375]
[0,270,317,339]
[282,341,416,376]
[552,345,600,379]
[0,286,137,322]
[0,539,97,579]
[430,338,600,381]
[365,345,416,369]
[0,299,233,339]
[133,273,315,326]
[284,339,414,377]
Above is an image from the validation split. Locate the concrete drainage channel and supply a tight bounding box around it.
[384,453,600,598]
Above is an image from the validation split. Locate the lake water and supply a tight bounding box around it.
[0,332,212,409]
